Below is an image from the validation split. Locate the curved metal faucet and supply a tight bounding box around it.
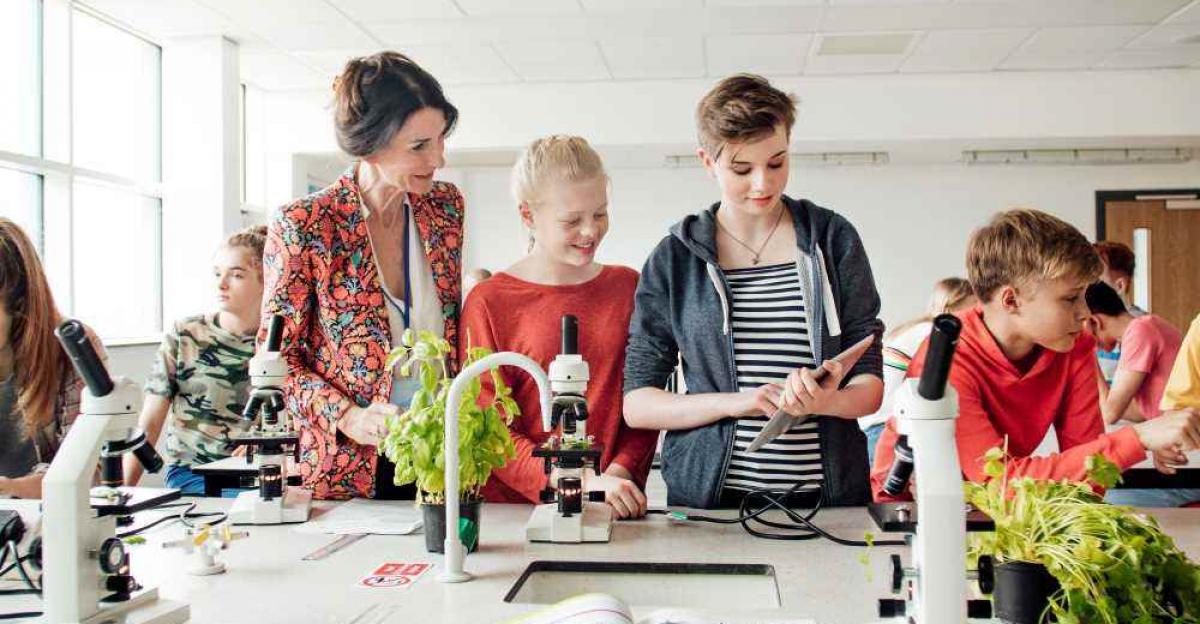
[439,352,551,583]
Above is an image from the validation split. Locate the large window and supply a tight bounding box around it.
[0,1,162,341]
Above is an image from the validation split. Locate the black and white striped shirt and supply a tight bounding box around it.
[722,262,824,493]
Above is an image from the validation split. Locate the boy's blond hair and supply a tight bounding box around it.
[966,208,1102,302]
[510,135,607,207]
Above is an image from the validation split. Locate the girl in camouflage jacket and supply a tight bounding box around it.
[125,226,266,494]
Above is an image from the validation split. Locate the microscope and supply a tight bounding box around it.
[42,319,188,624]
[525,315,613,544]
[227,315,311,525]
[871,314,994,623]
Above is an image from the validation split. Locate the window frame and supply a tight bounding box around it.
[0,0,164,344]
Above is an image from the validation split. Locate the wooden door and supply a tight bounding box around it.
[1101,193,1200,331]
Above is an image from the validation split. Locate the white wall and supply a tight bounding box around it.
[458,160,1200,328]
[257,68,1200,210]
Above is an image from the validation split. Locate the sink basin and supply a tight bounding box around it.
[504,561,780,609]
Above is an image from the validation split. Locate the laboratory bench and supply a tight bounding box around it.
[6,496,1200,624]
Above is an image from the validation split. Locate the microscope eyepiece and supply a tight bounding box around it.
[560,315,578,355]
[264,315,285,352]
[55,319,114,397]
[917,314,962,401]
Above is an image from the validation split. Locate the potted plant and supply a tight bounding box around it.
[379,330,520,553]
[966,446,1200,624]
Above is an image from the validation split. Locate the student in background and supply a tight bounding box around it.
[0,218,103,499]
[1163,313,1200,413]
[1093,241,1147,385]
[124,226,266,494]
[1094,241,1146,317]
[1119,312,1200,506]
[859,277,976,464]
[624,74,884,510]
[871,209,1200,501]
[464,267,492,297]
[460,136,656,519]
[1084,280,1182,425]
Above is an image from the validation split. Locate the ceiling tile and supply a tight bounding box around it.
[455,0,582,17]
[828,0,950,4]
[805,33,914,74]
[1165,1,1200,24]
[704,0,823,6]
[239,50,325,90]
[493,40,610,81]
[1001,25,1150,70]
[999,51,1100,70]
[1128,22,1200,48]
[293,44,518,85]
[706,6,824,34]
[599,36,706,79]
[1097,46,1200,68]
[580,0,703,9]
[901,28,1032,73]
[197,0,344,25]
[705,33,812,76]
[1017,24,1149,54]
[82,0,231,38]
[400,44,520,85]
[254,19,379,51]
[291,48,378,77]
[325,0,463,21]
[822,0,1189,32]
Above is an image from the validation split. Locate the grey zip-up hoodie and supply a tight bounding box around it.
[624,196,884,509]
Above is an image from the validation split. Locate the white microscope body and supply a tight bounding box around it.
[876,314,970,623]
[228,315,312,525]
[43,320,189,624]
[525,315,613,544]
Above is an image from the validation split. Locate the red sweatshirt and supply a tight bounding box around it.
[871,307,1147,501]
[459,266,659,504]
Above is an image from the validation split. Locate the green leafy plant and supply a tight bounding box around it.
[379,330,519,504]
[966,446,1200,623]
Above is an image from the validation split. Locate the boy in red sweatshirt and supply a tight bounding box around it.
[872,209,1200,500]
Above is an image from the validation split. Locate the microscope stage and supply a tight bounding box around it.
[90,487,182,516]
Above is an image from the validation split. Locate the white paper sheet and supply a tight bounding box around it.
[293,498,423,535]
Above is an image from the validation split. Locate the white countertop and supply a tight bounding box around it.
[6,497,1200,623]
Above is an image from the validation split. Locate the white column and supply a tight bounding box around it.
[161,36,241,324]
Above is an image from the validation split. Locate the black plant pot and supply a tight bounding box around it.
[993,561,1061,624]
[421,500,481,554]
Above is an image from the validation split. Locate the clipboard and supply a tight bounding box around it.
[744,334,876,453]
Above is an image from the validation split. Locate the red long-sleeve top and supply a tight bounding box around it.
[871,307,1147,501]
[459,266,658,504]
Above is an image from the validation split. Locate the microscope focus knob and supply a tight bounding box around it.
[976,555,995,595]
[98,537,126,574]
[877,598,906,618]
[967,599,993,620]
[890,554,905,593]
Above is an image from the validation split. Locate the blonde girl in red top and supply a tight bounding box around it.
[460,136,657,519]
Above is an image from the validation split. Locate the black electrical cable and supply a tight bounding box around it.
[0,612,41,620]
[649,480,907,547]
[1,542,38,595]
[116,502,226,539]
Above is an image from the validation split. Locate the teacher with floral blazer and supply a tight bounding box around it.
[261,51,464,500]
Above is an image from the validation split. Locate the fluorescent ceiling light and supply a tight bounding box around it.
[664,151,889,168]
[963,148,1193,165]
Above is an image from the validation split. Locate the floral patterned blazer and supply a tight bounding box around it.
[261,168,464,499]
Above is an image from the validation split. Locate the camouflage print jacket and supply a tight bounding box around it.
[145,314,255,466]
